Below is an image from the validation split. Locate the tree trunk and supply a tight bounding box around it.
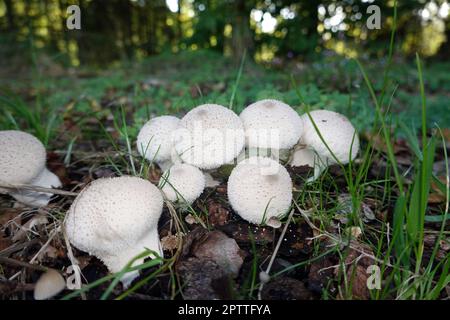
[58,0,70,55]
[4,0,15,32]
[436,23,450,60]
[231,0,254,62]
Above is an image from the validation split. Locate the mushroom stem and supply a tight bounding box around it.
[247,147,290,162]
[103,229,162,288]
[157,160,174,172]
[9,168,62,207]
[204,172,220,188]
[289,148,328,182]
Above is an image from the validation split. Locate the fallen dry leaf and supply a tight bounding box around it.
[441,128,450,143]
[337,240,375,300]
[364,132,410,155]
[428,176,447,204]
[428,193,446,204]
[423,234,449,261]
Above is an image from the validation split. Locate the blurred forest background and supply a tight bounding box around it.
[0,0,449,65]
[0,0,449,139]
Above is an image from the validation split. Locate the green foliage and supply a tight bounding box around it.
[2,50,448,140]
[0,0,447,66]
[0,91,59,146]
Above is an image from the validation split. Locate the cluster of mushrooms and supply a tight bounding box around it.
[0,99,359,287]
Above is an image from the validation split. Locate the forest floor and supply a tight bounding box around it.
[0,50,449,300]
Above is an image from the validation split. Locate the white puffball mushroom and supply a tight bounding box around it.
[290,110,360,180]
[0,130,62,207]
[227,157,293,225]
[159,163,205,205]
[137,116,180,171]
[65,176,163,287]
[34,269,66,300]
[10,168,62,207]
[240,99,303,158]
[173,104,245,170]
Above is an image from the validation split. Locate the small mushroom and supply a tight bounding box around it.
[34,269,66,300]
[0,130,62,207]
[173,104,245,170]
[137,115,180,171]
[159,163,205,205]
[239,99,303,161]
[65,176,163,286]
[290,110,360,181]
[227,157,293,225]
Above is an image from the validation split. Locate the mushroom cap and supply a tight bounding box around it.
[65,176,163,273]
[240,99,303,150]
[227,157,293,225]
[0,130,46,185]
[301,110,359,164]
[173,104,245,170]
[137,116,180,164]
[33,269,66,300]
[159,163,205,204]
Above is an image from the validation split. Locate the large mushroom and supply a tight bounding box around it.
[65,176,163,286]
[227,157,293,226]
[159,163,205,205]
[289,110,360,180]
[0,130,62,207]
[137,115,180,171]
[239,99,303,161]
[173,104,245,170]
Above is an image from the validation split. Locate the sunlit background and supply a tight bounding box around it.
[0,0,448,67]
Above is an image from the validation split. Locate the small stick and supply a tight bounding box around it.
[0,182,78,197]
[0,239,40,257]
[0,256,48,272]
[29,226,61,264]
[0,280,35,293]
[258,209,295,300]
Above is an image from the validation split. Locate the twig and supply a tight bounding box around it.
[258,209,295,300]
[0,239,40,257]
[0,280,35,293]
[0,182,78,197]
[0,256,48,272]
[29,226,61,264]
